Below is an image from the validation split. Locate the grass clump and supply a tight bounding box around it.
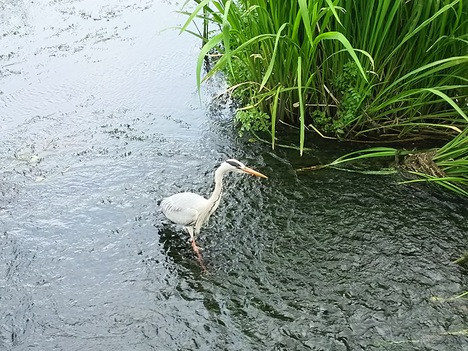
[180,0,468,144]
[180,0,369,154]
[400,128,468,196]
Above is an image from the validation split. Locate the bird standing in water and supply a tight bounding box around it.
[160,159,267,260]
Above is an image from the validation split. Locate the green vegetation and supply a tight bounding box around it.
[180,0,468,196]
[453,253,468,315]
[298,129,468,196]
[401,128,468,196]
[454,252,468,265]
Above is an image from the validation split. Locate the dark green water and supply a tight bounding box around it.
[1,1,467,350]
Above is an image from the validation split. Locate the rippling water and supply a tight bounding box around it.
[1,1,467,350]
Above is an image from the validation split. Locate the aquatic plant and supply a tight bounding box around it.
[327,0,468,141]
[400,128,468,196]
[179,0,369,154]
[180,0,468,149]
[454,251,468,265]
[298,129,468,196]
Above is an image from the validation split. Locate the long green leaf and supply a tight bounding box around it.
[179,0,212,34]
[259,23,288,92]
[196,33,223,92]
[386,0,461,64]
[325,0,342,26]
[375,56,468,102]
[271,85,281,149]
[424,88,468,122]
[202,33,277,83]
[297,56,305,155]
[222,1,233,75]
[298,0,314,47]
[314,31,368,82]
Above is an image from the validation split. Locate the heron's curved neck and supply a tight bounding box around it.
[207,167,226,212]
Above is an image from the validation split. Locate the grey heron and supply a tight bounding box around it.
[160,159,267,257]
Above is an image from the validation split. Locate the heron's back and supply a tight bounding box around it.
[160,192,208,227]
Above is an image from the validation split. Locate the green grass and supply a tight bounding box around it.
[330,0,468,140]
[179,0,370,150]
[180,0,468,144]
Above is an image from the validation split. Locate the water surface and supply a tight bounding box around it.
[1,1,467,350]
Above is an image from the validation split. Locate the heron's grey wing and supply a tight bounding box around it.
[160,192,207,226]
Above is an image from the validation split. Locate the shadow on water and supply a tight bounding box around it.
[1,0,467,350]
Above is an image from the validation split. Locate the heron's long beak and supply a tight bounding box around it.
[242,166,268,179]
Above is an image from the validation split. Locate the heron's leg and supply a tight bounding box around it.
[187,227,201,255]
[186,227,206,271]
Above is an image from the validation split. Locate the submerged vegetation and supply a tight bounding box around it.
[298,129,468,196]
[180,0,468,196]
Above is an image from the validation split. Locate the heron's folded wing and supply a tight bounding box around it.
[160,192,206,226]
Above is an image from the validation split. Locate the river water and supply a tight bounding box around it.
[1,1,467,350]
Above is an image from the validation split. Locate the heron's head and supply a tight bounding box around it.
[222,159,268,178]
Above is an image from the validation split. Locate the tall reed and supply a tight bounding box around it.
[181,0,467,146]
[180,0,369,153]
[327,0,468,140]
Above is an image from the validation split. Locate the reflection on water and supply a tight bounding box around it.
[1,0,467,350]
